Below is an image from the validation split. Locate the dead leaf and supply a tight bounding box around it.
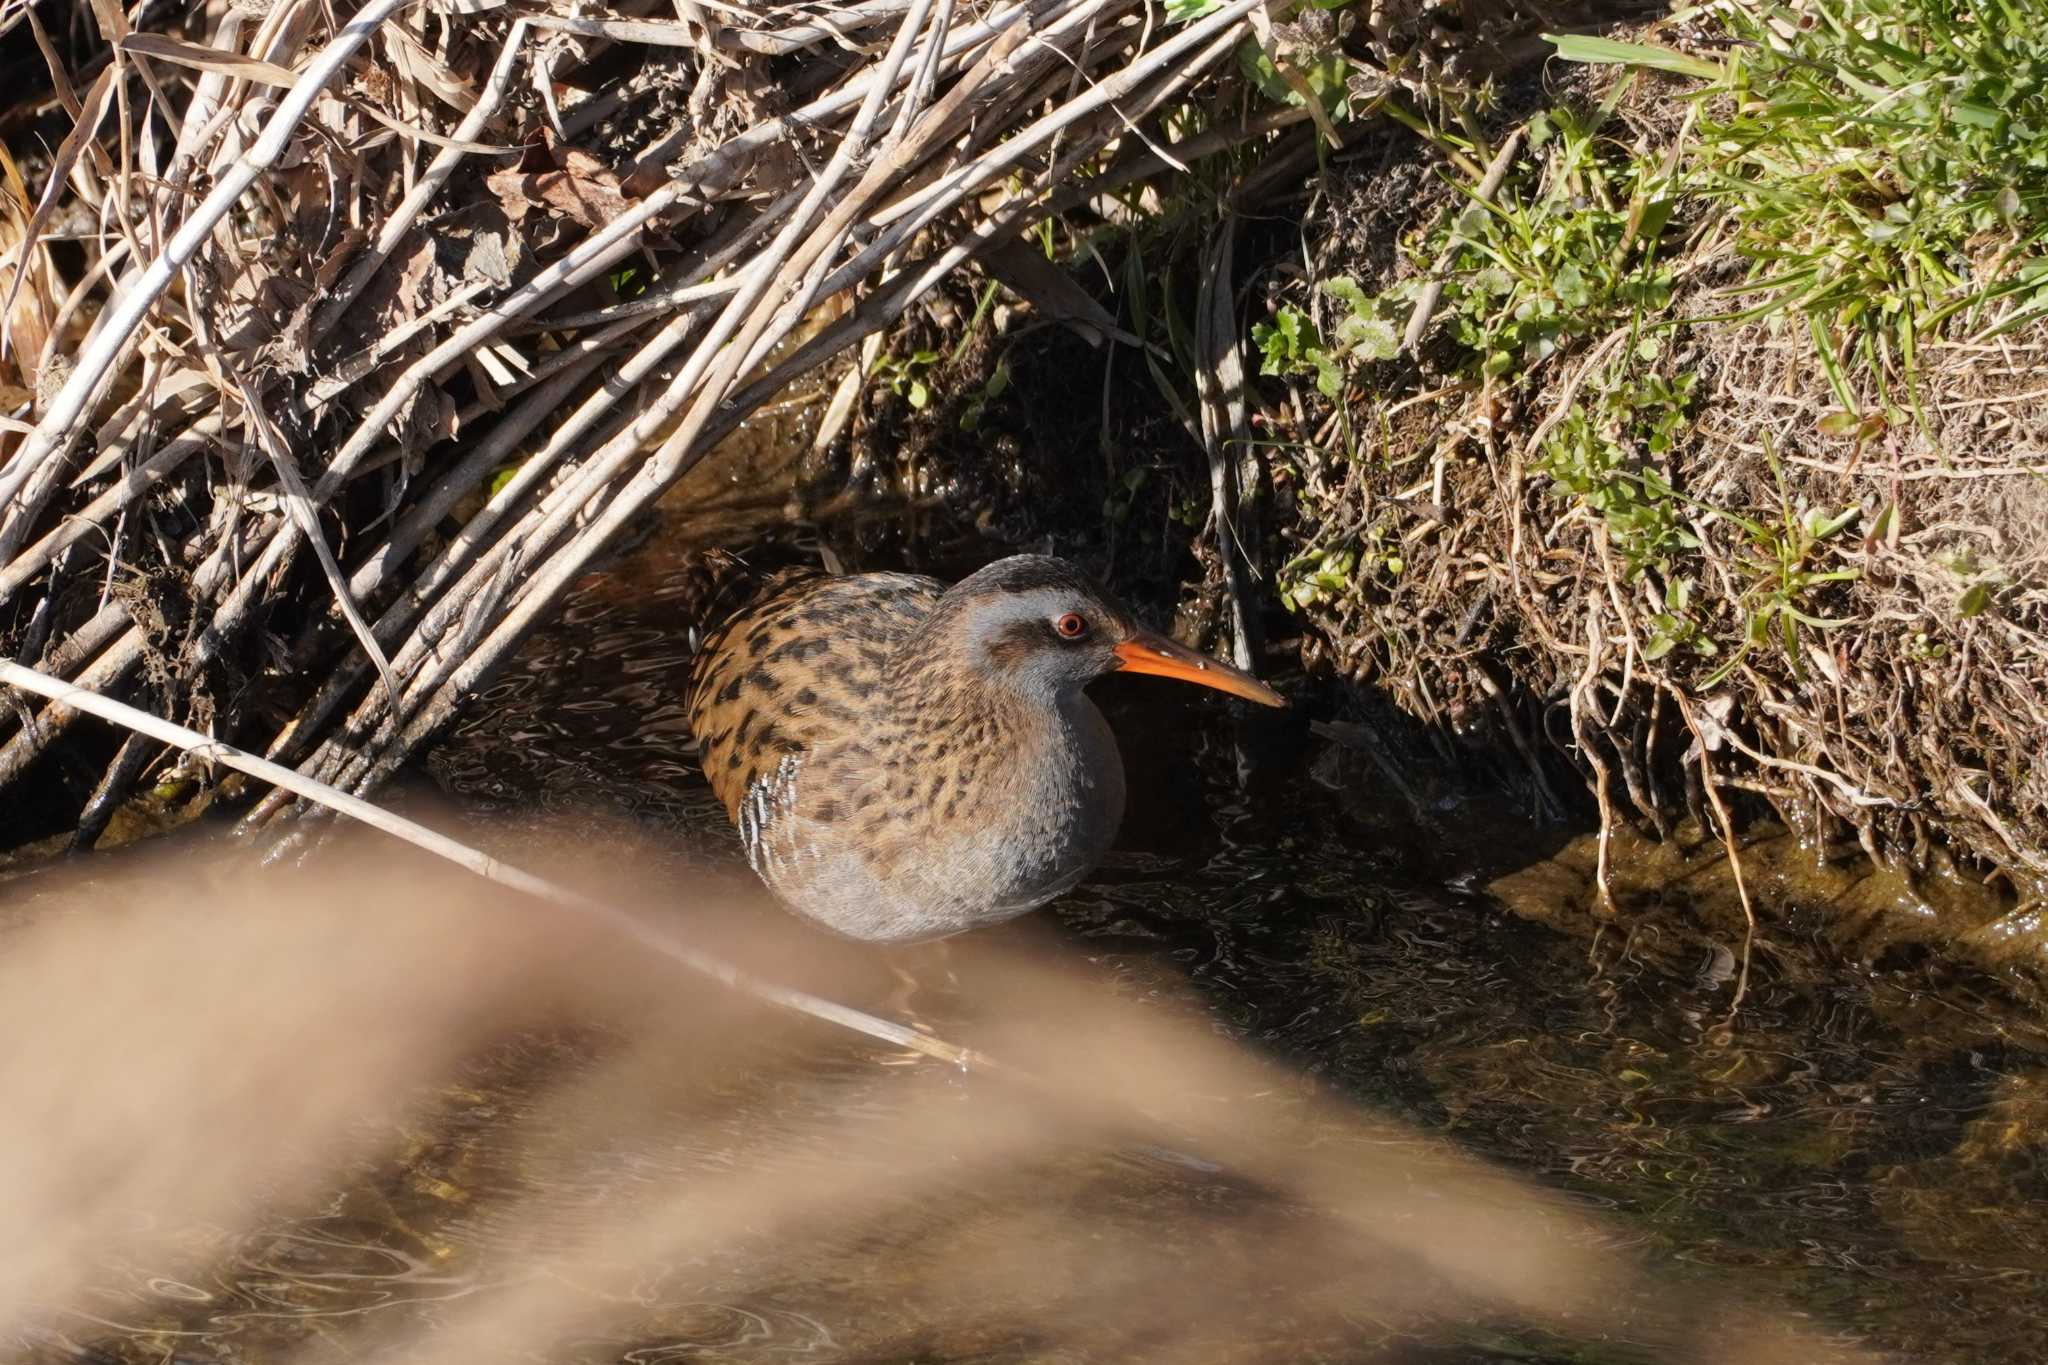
[394,234,441,316]
[0,143,53,387]
[119,32,298,89]
[979,239,1135,348]
[488,136,631,230]
[459,227,515,288]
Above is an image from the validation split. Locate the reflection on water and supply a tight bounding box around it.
[7,534,2047,1364]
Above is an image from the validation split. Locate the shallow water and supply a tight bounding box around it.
[432,536,2048,1362]
[10,529,2048,1364]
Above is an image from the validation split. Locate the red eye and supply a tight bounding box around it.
[1054,612,1088,639]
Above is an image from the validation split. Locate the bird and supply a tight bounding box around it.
[686,554,1286,943]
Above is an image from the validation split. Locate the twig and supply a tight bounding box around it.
[1674,690,1756,1015]
[1572,601,1619,916]
[1401,127,1524,356]
[235,375,401,710]
[71,729,156,853]
[0,658,988,1069]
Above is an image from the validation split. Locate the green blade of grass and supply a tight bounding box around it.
[1544,34,1725,82]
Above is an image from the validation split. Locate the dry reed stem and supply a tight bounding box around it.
[0,0,414,555]
[309,2,1259,813]
[0,0,1283,838]
[0,656,987,1068]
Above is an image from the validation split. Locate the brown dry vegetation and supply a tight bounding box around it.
[1250,31,2048,980]
[0,0,1331,852]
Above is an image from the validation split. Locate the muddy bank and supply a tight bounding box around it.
[1254,13,2048,968]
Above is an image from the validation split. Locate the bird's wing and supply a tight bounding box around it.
[685,570,943,826]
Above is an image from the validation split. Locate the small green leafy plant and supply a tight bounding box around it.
[608,265,648,299]
[1944,545,2008,621]
[1422,102,1681,377]
[1279,545,1360,611]
[1702,450,1861,687]
[1320,277,1400,362]
[1252,305,1341,398]
[956,357,1010,432]
[870,349,940,410]
[1536,369,1700,577]
[1252,277,1398,398]
[1644,576,1714,663]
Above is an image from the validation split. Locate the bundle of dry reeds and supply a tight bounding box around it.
[0,0,1314,844]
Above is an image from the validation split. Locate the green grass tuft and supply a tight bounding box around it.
[1557,0,2048,395]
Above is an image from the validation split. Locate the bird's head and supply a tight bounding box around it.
[922,555,1286,708]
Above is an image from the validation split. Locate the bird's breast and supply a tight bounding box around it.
[748,694,1125,942]
[970,694,1126,911]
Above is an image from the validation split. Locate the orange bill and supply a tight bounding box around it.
[1111,629,1286,707]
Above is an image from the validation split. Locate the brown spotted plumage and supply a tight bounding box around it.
[687,554,1285,943]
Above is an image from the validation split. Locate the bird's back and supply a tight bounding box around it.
[685,569,944,823]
